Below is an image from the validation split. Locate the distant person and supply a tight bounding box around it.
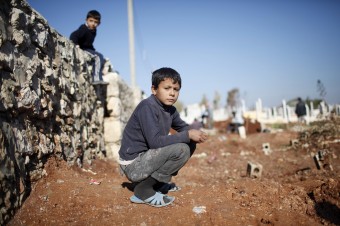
[227,110,244,133]
[201,108,210,128]
[190,118,203,130]
[70,10,108,85]
[295,97,307,123]
[119,67,208,207]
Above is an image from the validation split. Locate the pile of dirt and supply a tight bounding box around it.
[8,119,340,226]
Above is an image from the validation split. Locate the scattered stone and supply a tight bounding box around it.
[207,154,217,164]
[193,153,207,158]
[295,167,311,176]
[218,135,227,141]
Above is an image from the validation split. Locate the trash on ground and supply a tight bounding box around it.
[89,179,101,185]
[193,206,206,214]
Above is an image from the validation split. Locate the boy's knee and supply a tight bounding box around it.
[176,143,191,159]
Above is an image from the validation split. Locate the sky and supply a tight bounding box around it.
[27,0,340,109]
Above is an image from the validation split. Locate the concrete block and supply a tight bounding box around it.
[247,162,263,178]
[313,150,333,170]
[262,143,271,155]
[290,139,299,146]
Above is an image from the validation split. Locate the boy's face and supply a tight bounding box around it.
[86,17,100,30]
[152,78,180,106]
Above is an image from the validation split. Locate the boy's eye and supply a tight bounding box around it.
[164,87,180,91]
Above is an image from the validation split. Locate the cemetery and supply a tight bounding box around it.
[2,1,339,225]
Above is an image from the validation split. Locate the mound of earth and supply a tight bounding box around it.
[8,119,340,226]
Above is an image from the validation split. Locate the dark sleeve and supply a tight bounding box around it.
[70,25,86,45]
[171,110,190,132]
[138,105,190,149]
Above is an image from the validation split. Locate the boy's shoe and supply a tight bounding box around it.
[130,192,175,207]
[92,80,109,85]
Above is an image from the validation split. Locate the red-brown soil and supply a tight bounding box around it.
[8,120,340,226]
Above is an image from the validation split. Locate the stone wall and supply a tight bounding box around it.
[103,68,138,161]
[0,0,138,224]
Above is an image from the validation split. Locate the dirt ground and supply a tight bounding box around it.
[8,119,340,226]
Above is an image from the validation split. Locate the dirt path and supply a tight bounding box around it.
[8,124,340,226]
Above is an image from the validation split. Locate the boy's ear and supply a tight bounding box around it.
[151,85,157,95]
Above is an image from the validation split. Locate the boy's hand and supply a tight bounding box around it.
[188,129,208,143]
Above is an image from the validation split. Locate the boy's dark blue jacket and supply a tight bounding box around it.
[119,95,190,161]
[70,24,96,51]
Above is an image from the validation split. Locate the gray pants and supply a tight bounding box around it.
[85,49,104,82]
[121,143,195,183]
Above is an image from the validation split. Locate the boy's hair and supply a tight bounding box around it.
[152,67,182,89]
[87,10,101,22]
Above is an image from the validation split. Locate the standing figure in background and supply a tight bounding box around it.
[201,104,212,129]
[190,118,203,130]
[295,97,307,124]
[201,109,209,128]
[70,10,108,85]
[227,110,244,133]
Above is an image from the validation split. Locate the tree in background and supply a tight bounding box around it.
[213,91,221,110]
[287,97,322,109]
[317,79,327,101]
[200,94,208,106]
[305,97,322,109]
[226,88,240,110]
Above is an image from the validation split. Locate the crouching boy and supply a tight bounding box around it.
[119,67,207,207]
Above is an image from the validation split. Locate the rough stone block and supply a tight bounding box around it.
[105,143,120,162]
[106,97,122,118]
[104,72,120,97]
[104,119,122,143]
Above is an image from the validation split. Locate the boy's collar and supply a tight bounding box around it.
[85,22,96,30]
[151,95,171,110]
[151,94,162,107]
